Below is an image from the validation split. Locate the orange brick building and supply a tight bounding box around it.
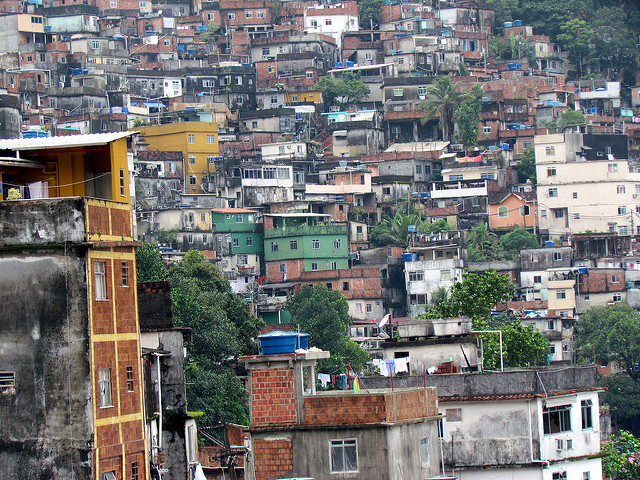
[241,349,442,480]
[0,133,148,480]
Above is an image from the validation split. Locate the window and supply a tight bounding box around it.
[325,19,332,25]
[498,206,508,218]
[548,188,558,197]
[613,293,622,302]
[334,239,342,249]
[521,205,531,216]
[534,275,542,283]
[331,261,337,270]
[257,10,264,17]
[619,226,629,235]
[237,254,248,265]
[331,439,357,473]
[543,405,571,434]
[233,238,240,248]
[554,252,562,261]
[343,281,349,291]
[290,240,298,250]
[541,210,547,218]
[189,155,196,164]
[546,146,555,156]
[119,168,126,196]
[121,262,129,287]
[450,174,463,181]
[131,462,139,480]
[416,165,422,174]
[556,290,566,299]
[581,400,593,429]
[187,234,193,243]
[99,368,112,407]
[125,366,134,392]
[311,262,318,271]
[271,241,279,252]
[617,185,626,194]
[441,270,451,281]
[446,408,462,422]
[188,134,195,144]
[245,237,253,247]
[207,134,216,144]
[236,214,244,223]
[420,438,429,466]
[91,40,100,49]
[306,70,314,79]
[408,272,424,282]
[312,239,320,249]
[393,88,403,97]
[483,125,491,133]
[583,473,591,480]
[552,473,567,480]
[95,261,107,300]
[190,176,196,185]
[366,303,373,313]
[246,10,253,18]
[0,372,15,392]
[547,167,557,176]
[279,264,286,273]
[618,206,627,215]
[102,472,117,480]
[228,12,235,19]
[203,235,208,243]
[612,274,620,283]
[555,209,564,219]
[608,163,618,173]
[548,320,556,330]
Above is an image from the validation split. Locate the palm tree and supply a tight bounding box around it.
[420,76,466,142]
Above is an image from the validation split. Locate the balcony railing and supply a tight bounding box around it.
[264,224,347,238]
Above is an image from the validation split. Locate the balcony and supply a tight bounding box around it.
[264,224,347,238]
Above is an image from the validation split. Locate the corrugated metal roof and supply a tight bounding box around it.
[0,132,136,151]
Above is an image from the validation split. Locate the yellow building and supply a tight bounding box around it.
[136,122,219,194]
[284,91,323,104]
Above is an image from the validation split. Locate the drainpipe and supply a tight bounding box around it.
[153,352,163,450]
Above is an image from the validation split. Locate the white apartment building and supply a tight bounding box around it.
[535,133,640,239]
[303,2,359,49]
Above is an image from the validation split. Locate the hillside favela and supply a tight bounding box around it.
[3,0,640,479]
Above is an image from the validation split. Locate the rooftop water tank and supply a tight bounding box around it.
[258,331,309,355]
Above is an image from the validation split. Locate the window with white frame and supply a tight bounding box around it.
[552,473,567,480]
[233,238,240,248]
[543,404,571,434]
[207,134,215,144]
[98,368,112,407]
[246,237,253,246]
[617,185,626,194]
[546,146,555,156]
[95,261,107,300]
[311,262,318,271]
[408,272,424,282]
[334,239,341,249]
[581,399,593,429]
[498,206,508,217]
[312,239,320,249]
[91,40,100,49]
[393,88,403,97]
[330,439,357,473]
[271,241,278,252]
[556,290,566,299]
[237,254,248,265]
[189,155,196,164]
[246,10,253,17]
[228,12,235,19]
[613,293,622,302]
[290,240,298,250]
[188,134,195,144]
[554,252,562,261]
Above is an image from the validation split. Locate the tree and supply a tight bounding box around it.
[165,250,264,427]
[575,305,640,382]
[358,0,383,29]
[314,72,370,110]
[545,109,588,133]
[286,284,369,373]
[500,227,539,253]
[556,19,593,78]
[517,147,536,184]
[602,430,640,480]
[599,374,640,432]
[454,84,484,154]
[420,76,466,143]
[201,22,220,44]
[136,242,167,282]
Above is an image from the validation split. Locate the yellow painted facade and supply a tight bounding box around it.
[284,91,322,104]
[136,122,220,194]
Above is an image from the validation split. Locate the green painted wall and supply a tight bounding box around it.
[261,310,293,325]
[212,211,259,233]
[231,232,263,254]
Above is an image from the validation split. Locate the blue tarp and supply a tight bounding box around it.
[142,102,166,108]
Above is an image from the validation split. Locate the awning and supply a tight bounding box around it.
[143,102,166,108]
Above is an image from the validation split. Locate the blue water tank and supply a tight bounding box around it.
[346,61,355,67]
[504,21,513,28]
[545,241,555,247]
[258,331,309,355]
[513,20,523,27]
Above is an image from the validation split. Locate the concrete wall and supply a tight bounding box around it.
[0,251,93,479]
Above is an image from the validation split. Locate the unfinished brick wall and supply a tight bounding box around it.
[392,390,428,421]
[253,438,293,480]
[250,367,297,428]
[303,394,388,426]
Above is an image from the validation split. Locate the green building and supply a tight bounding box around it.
[211,208,263,294]
[263,213,348,283]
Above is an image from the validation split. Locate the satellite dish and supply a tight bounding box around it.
[158,9,162,14]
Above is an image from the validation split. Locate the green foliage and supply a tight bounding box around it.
[592,6,639,84]
[370,210,452,247]
[602,430,640,480]
[500,227,539,253]
[6,188,21,200]
[156,229,178,245]
[166,250,264,427]
[314,72,371,110]
[286,284,369,373]
[420,76,466,142]
[136,242,167,282]
[517,147,536,184]
[269,0,282,24]
[600,374,640,431]
[423,269,515,321]
[558,109,586,129]
[454,84,484,154]
[351,207,369,224]
[201,22,220,43]
[557,19,593,77]
[358,0,383,29]
[575,304,640,382]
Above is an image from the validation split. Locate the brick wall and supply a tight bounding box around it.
[250,367,297,428]
[253,438,293,480]
[265,259,305,282]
